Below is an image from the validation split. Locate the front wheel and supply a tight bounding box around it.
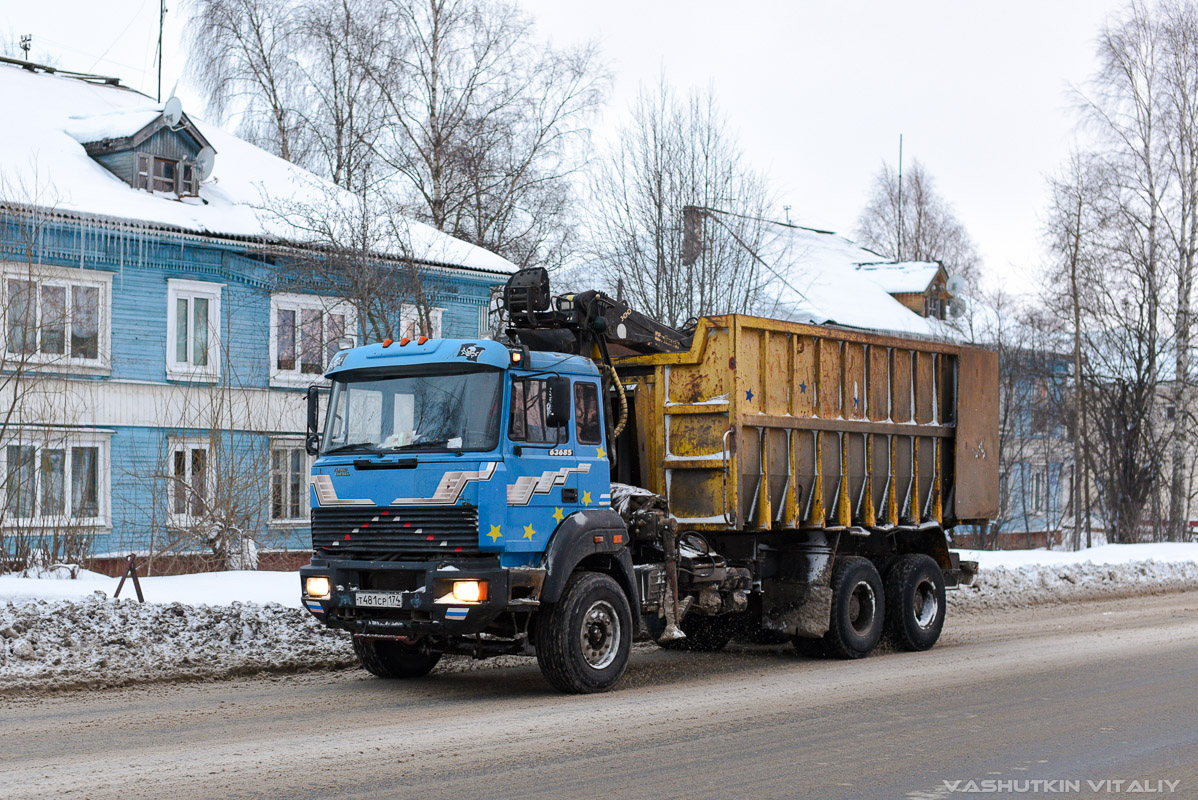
[353,636,441,679]
[536,572,633,694]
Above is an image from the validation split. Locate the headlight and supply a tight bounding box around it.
[451,580,487,603]
[305,576,331,599]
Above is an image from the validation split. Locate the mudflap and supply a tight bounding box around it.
[760,538,837,639]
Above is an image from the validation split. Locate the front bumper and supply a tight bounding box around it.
[300,558,545,636]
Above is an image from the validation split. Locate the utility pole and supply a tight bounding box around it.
[19,34,31,58]
[897,134,904,261]
[157,0,167,102]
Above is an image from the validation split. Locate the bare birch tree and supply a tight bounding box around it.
[586,80,773,328]
[855,159,983,287]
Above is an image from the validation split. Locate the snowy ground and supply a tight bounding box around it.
[1,542,1196,693]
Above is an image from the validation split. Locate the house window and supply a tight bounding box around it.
[152,157,178,193]
[166,279,222,380]
[2,266,110,370]
[1031,468,1046,513]
[169,441,208,526]
[135,154,151,190]
[134,153,199,196]
[270,294,356,387]
[478,305,491,338]
[2,434,107,526]
[270,442,309,523]
[399,304,443,339]
[180,163,198,196]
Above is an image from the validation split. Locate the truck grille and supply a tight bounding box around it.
[312,506,480,560]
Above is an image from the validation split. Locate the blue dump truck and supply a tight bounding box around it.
[300,268,995,693]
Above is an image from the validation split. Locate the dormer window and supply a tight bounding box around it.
[70,100,214,200]
[135,155,199,196]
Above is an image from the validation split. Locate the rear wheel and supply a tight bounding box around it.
[353,636,441,679]
[536,572,633,694]
[884,554,947,651]
[823,556,885,659]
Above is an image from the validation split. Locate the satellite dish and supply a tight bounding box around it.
[163,96,184,128]
[195,146,216,181]
[946,274,968,296]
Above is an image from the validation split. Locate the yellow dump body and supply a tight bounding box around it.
[614,314,999,533]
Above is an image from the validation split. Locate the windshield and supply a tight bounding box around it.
[322,367,503,454]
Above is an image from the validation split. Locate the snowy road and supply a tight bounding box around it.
[3,591,1196,800]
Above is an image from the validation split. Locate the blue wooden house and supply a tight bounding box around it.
[0,59,515,571]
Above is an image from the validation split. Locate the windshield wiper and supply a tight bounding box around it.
[392,439,451,451]
[322,441,380,455]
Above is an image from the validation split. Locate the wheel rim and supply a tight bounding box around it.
[913,578,939,629]
[579,599,621,669]
[847,580,877,634]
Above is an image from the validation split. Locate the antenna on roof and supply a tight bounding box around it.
[156,0,167,101]
[897,133,904,262]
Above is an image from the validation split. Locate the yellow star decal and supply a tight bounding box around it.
[487,524,502,541]
[552,507,564,523]
[596,445,606,460]
[582,491,592,506]
[523,523,536,540]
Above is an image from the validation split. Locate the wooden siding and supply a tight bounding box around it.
[0,211,507,554]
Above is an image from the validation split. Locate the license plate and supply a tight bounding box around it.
[354,591,406,608]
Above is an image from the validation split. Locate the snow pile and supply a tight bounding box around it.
[952,560,1198,612]
[0,567,302,607]
[0,595,353,693]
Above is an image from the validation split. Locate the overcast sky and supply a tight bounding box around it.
[4,0,1133,295]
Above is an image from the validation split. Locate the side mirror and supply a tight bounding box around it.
[546,375,571,428]
[306,385,322,455]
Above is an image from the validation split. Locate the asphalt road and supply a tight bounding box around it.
[2,591,1196,800]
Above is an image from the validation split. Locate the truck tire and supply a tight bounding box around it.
[536,572,632,694]
[352,636,441,679]
[884,554,946,651]
[822,556,885,659]
[659,613,736,652]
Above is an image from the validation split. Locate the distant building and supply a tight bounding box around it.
[0,59,515,572]
[854,261,951,320]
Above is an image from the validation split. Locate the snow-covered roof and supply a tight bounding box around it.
[63,107,164,144]
[754,222,937,337]
[0,62,516,275]
[854,260,944,294]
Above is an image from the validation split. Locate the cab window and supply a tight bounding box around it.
[509,378,565,444]
[574,382,601,444]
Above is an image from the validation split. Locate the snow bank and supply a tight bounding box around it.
[0,596,353,693]
[0,568,301,607]
[956,542,1198,569]
[951,559,1198,613]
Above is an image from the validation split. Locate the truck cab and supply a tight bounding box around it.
[300,337,635,691]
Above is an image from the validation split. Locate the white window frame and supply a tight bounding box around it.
[0,429,111,529]
[166,278,223,381]
[1,263,112,374]
[269,293,357,388]
[167,438,210,528]
[398,303,444,340]
[269,438,310,525]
